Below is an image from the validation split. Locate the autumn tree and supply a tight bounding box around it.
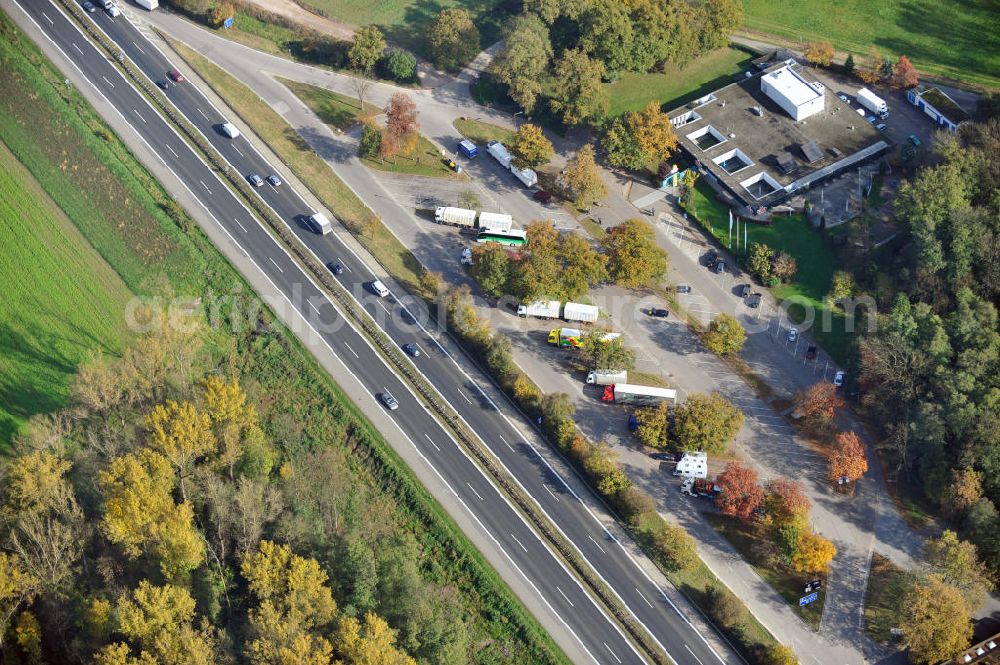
[715,462,765,520]
[771,252,797,282]
[672,392,744,455]
[0,552,37,650]
[901,575,972,664]
[792,531,836,573]
[634,402,670,449]
[940,468,984,518]
[705,584,747,628]
[924,530,995,610]
[427,8,480,72]
[763,644,799,665]
[335,612,417,665]
[349,25,386,73]
[763,477,811,527]
[654,522,700,572]
[509,123,554,168]
[562,145,607,209]
[828,431,868,483]
[201,375,259,475]
[549,49,608,126]
[893,55,920,88]
[857,46,883,84]
[703,314,746,356]
[582,444,632,496]
[804,41,834,67]
[509,220,606,300]
[469,243,512,297]
[359,122,382,159]
[384,93,419,159]
[601,218,668,287]
[580,332,635,373]
[748,242,774,281]
[604,101,678,170]
[146,399,216,499]
[490,15,552,113]
[797,382,845,425]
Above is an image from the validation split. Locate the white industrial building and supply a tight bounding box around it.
[760,64,825,121]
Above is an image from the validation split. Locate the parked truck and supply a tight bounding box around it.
[517,300,561,319]
[486,140,538,189]
[457,139,479,159]
[477,212,513,232]
[856,88,888,118]
[548,328,583,348]
[680,477,721,497]
[586,369,627,385]
[671,451,708,478]
[601,383,677,407]
[563,302,599,323]
[434,207,514,231]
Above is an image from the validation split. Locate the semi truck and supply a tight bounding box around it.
[586,369,627,385]
[563,302,599,323]
[434,207,514,232]
[486,140,538,189]
[547,328,621,347]
[517,300,561,319]
[856,88,888,118]
[601,383,677,407]
[680,477,721,497]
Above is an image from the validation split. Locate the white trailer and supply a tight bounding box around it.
[134,0,158,9]
[517,300,561,319]
[486,141,513,168]
[586,369,627,385]
[511,165,538,188]
[856,88,888,117]
[563,302,599,323]
[477,212,513,232]
[434,207,477,227]
[601,383,677,407]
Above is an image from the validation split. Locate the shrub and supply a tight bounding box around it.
[381,48,417,83]
[654,521,700,572]
[705,584,747,628]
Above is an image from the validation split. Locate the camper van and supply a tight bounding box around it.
[671,452,708,479]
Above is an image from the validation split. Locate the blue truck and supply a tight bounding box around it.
[458,139,479,159]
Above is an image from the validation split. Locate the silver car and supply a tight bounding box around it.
[380,392,399,410]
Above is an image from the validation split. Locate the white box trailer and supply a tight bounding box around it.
[478,212,513,232]
[563,302,599,323]
[601,383,677,407]
[511,165,538,188]
[856,88,888,117]
[517,300,561,319]
[486,140,513,168]
[586,369,627,385]
[435,206,477,227]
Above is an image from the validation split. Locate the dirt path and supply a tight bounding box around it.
[242,0,355,41]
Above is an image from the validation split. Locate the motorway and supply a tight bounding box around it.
[10,2,732,664]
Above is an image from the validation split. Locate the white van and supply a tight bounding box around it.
[306,213,332,235]
[671,452,708,479]
[107,4,121,16]
[369,280,389,298]
[461,248,473,265]
[220,122,240,139]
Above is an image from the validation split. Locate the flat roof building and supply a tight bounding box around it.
[761,65,826,120]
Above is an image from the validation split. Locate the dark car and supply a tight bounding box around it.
[714,259,726,274]
[82,1,96,12]
[168,69,185,82]
[650,452,676,461]
[738,283,752,298]
[156,79,172,90]
[403,343,420,357]
[327,262,344,275]
[533,190,553,204]
[648,308,669,318]
[747,293,762,308]
[703,250,718,266]
[806,345,818,360]
[628,414,639,432]
[675,284,692,294]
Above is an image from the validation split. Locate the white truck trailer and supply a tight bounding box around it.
[435,207,477,227]
[486,141,538,188]
[856,88,888,117]
[601,383,677,407]
[478,212,514,232]
[563,302,599,323]
[586,369,627,385]
[517,300,561,319]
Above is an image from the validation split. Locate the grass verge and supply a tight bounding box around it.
[863,553,913,643]
[1,10,569,663]
[453,117,514,146]
[278,77,379,129]
[705,513,826,628]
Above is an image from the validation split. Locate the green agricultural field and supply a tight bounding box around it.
[742,0,1000,89]
[0,145,131,446]
[296,0,508,55]
[605,47,754,117]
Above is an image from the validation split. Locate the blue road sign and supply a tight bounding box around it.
[223,16,234,29]
[799,592,818,606]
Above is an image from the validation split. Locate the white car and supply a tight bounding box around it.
[379,392,399,410]
[833,370,845,387]
[787,327,798,343]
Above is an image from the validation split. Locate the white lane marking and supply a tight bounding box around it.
[233,145,245,157]
[233,218,248,233]
[196,107,210,121]
[588,535,606,554]
[378,300,391,315]
[636,588,653,609]
[685,644,705,665]
[498,433,515,452]
[132,108,146,123]
[198,180,211,194]
[544,485,560,502]
[131,40,146,55]
[556,586,575,607]
[424,433,440,452]
[308,301,322,315]
[268,257,283,273]
[337,258,351,273]
[343,342,359,359]
[102,75,115,88]
[71,42,83,54]
[41,11,53,24]
[605,643,622,664]
[466,483,484,501]
[165,144,179,158]
[511,534,528,553]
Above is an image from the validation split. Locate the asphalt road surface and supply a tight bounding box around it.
[11,2,732,664]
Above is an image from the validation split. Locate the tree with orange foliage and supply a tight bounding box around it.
[382,93,419,159]
[804,41,834,67]
[715,462,765,521]
[828,431,868,483]
[893,55,920,88]
[799,382,845,421]
[764,477,811,526]
[856,47,883,84]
